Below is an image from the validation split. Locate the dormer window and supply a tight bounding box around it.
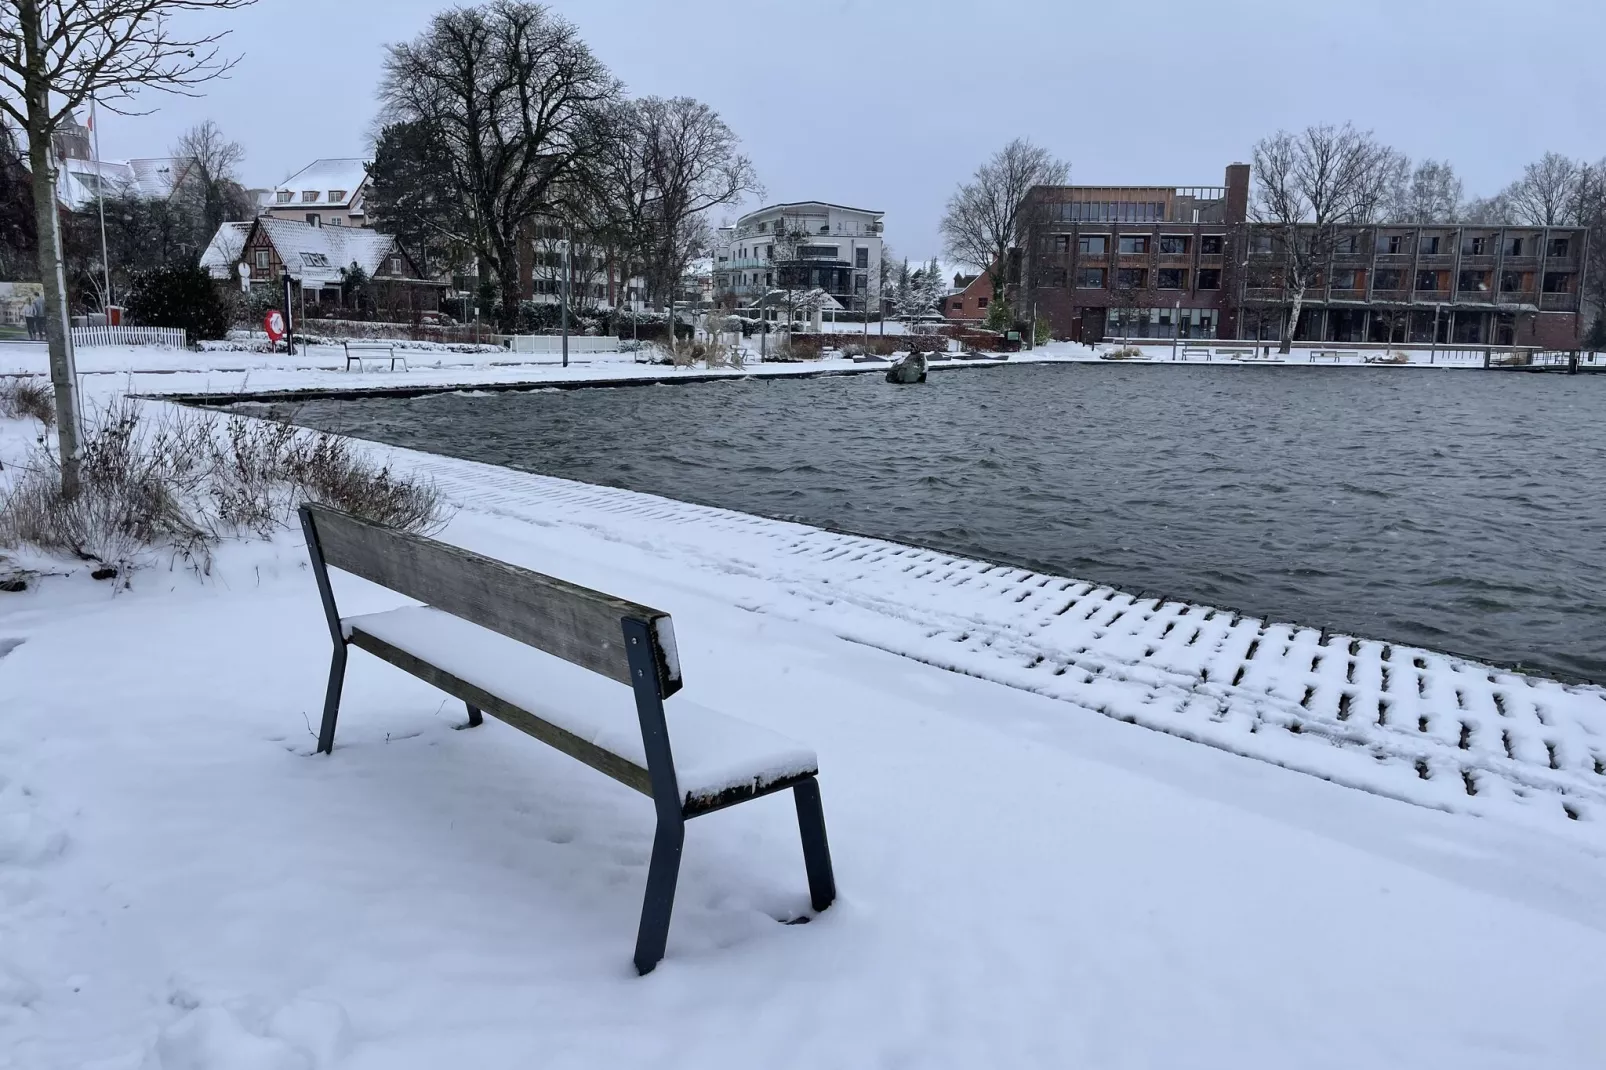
[302,190,318,202]
[276,191,291,204]
[328,190,346,202]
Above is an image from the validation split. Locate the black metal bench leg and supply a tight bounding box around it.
[633,815,685,975]
[464,702,483,728]
[793,777,836,913]
[316,645,348,755]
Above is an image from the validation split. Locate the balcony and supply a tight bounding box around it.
[1540,292,1578,312]
[1413,289,1451,302]
[1325,288,1366,302]
[1453,290,1494,304]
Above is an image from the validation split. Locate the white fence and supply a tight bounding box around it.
[71,325,187,349]
[508,334,620,355]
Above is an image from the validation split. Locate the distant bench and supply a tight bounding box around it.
[298,504,836,974]
[1311,349,1358,363]
[1181,346,1212,359]
[343,341,409,373]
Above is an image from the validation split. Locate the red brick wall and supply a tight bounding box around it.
[943,272,995,323]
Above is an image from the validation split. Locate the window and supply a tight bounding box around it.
[1547,238,1570,257]
[328,190,346,202]
[1118,235,1149,254]
[978,297,989,308]
[1196,268,1220,290]
[1048,268,1067,287]
[1053,235,1070,253]
[302,190,319,202]
[390,256,403,274]
[275,190,292,204]
[1156,268,1185,289]
[855,273,868,293]
[254,250,269,270]
[1415,270,1442,291]
[300,252,330,267]
[1500,271,1526,293]
[1159,236,1189,255]
[1420,236,1441,255]
[306,213,321,226]
[1077,235,1108,256]
[765,244,774,259]
[1458,270,1489,292]
[855,248,869,269]
[1250,233,1274,254]
[1387,234,1410,254]
[1542,272,1571,293]
[1334,234,1361,255]
[329,217,344,226]
[1502,237,1524,257]
[951,299,963,311]
[1076,267,1107,288]
[1331,269,1359,290]
[1463,235,1488,255]
[1115,267,1148,289]
[1375,268,1403,290]
[1200,235,1224,255]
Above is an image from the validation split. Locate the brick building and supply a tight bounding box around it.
[944,271,995,323]
[1017,164,1588,349]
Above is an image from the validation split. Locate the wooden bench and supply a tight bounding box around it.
[1310,349,1357,363]
[1180,346,1212,359]
[343,341,409,373]
[298,504,835,974]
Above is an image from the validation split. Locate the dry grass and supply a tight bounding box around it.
[0,400,446,577]
[0,377,55,426]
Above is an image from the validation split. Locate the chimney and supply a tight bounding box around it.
[1224,162,1251,225]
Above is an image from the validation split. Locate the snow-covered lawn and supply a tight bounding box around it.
[3,409,1606,1068]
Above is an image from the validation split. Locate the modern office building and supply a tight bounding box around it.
[1012,164,1588,348]
[714,202,885,314]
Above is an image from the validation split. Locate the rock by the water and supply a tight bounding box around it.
[885,352,928,384]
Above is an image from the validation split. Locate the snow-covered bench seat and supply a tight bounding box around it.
[298,504,836,974]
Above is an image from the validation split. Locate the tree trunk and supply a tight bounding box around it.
[1280,285,1306,354]
[20,0,82,496]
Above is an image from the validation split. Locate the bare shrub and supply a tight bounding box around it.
[0,378,56,426]
[1101,345,1144,360]
[0,400,447,575]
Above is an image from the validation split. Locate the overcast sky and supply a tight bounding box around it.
[93,0,1604,264]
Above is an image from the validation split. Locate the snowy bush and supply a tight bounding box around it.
[0,400,446,577]
[124,261,233,341]
[0,378,54,426]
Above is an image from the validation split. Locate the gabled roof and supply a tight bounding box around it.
[252,217,400,285]
[200,221,254,279]
[273,159,370,210]
[51,156,196,210]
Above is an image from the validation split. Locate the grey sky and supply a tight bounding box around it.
[95,0,1604,264]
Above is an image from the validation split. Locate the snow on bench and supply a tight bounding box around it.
[298,503,836,974]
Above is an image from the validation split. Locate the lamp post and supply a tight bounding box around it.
[1172,298,1181,360]
[281,270,296,357]
[560,225,571,368]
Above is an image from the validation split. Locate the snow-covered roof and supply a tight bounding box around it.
[273,159,370,210]
[51,156,194,209]
[254,217,401,285]
[200,222,254,279]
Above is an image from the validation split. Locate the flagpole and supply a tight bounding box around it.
[91,94,111,310]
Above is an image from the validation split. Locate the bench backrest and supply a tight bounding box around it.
[301,503,682,698]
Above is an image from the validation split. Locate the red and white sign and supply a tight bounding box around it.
[264,310,286,343]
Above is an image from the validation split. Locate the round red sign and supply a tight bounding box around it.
[264,310,286,343]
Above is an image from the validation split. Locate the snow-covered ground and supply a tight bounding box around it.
[3,405,1606,1068]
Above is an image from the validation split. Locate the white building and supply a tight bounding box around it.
[714,201,884,314]
[263,159,370,228]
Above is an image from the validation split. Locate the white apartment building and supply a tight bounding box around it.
[714,202,885,313]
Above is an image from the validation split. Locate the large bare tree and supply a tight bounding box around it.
[1502,152,1586,226]
[0,0,254,494]
[940,138,1068,301]
[1252,123,1400,352]
[173,118,251,237]
[1386,158,1463,223]
[379,0,619,327]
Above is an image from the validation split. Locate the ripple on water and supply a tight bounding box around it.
[285,364,1606,682]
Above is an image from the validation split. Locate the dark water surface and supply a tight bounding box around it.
[283,365,1606,681]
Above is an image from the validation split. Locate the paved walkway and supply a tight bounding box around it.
[394,445,1606,834]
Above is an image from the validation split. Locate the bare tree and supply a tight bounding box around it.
[379,1,620,327]
[1461,193,1515,225]
[1502,152,1586,226]
[1252,123,1400,352]
[0,0,255,494]
[173,119,251,237]
[1386,158,1463,223]
[941,138,1069,301]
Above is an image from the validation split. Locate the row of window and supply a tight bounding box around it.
[1247,268,1575,294]
[1047,267,1222,291]
[1050,234,1227,256]
[732,244,872,268]
[276,189,349,204]
[1048,201,1169,223]
[1250,234,1572,258]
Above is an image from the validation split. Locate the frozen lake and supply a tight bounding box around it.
[282,363,1606,681]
